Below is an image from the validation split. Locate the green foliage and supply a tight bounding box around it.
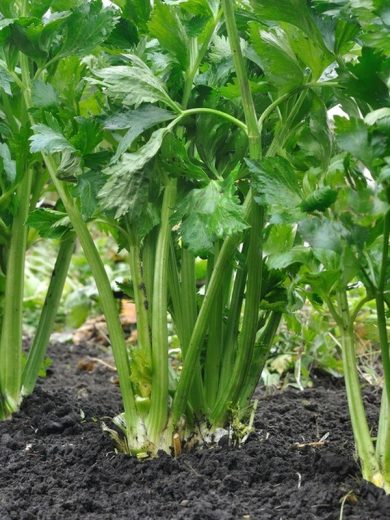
[29,124,75,154]
[175,180,249,256]
[92,55,180,111]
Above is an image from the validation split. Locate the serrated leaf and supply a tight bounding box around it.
[111,0,151,31]
[267,246,313,270]
[31,80,58,108]
[27,208,71,238]
[0,142,16,184]
[99,127,169,218]
[71,117,102,155]
[264,224,295,256]
[251,0,325,47]
[247,157,302,219]
[93,55,179,111]
[343,47,390,109]
[249,24,305,92]
[75,170,105,218]
[29,124,75,154]
[148,1,189,68]
[334,116,385,169]
[104,105,175,162]
[0,66,13,96]
[176,180,248,256]
[54,1,118,59]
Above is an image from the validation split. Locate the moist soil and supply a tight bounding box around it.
[1,340,390,520]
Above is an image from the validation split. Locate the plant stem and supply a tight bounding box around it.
[21,234,75,396]
[0,166,32,413]
[375,207,390,484]
[180,249,198,359]
[143,229,157,319]
[172,232,240,424]
[147,179,177,443]
[172,0,265,426]
[179,108,247,133]
[0,44,33,415]
[239,311,282,409]
[19,40,138,443]
[44,157,138,444]
[204,243,224,408]
[336,289,381,485]
[126,225,151,363]
[210,0,264,421]
[216,247,248,403]
[181,11,221,107]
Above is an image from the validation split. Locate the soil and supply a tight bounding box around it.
[1,339,390,520]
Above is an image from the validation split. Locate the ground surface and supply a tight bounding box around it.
[0,340,390,520]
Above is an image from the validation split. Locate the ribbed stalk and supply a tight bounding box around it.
[180,249,198,357]
[44,157,138,444]
[0,167,32,414]
[172,233,239,424]
[180,248,205,413]
[126,226,151,363]
[19,42,138,444]
[375,207,390,485]
[337,289,382,486]
[239,311,282,409]
[143,229,157,319]
[209,0,264,423]
[21,234,75,396]
[204,243,224,408]
[147,179,177,443]
[216,250,247,403]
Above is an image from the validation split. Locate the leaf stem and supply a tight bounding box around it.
[175,108,247,133]
[126,225,152,363]
[336,289,381,485]
[0,166,32,413]
[147,178,177,443]
[21,234,75,396]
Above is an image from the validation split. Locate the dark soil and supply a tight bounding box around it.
[1,340,390,520]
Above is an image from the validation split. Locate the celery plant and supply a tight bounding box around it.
[23,0,345,454]
[0,0,81,417]
[259,0,390,490]
[6,0,388,484]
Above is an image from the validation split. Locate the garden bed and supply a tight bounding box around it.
[1,340,389,520]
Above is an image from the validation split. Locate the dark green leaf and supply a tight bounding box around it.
[75,170,105,218]
[249,24,305,92]
[343,47,390,109]
[247,157,302,219]
[176,180,248,256]
[104,105,175,161]
[148,1,189,68]
[99,128,169,218]
[27,208,71,238]
[300,187,338,213]
[54,1,118,59]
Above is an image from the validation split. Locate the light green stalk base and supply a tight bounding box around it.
[0,168,33,417]
[337,290,383,487]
